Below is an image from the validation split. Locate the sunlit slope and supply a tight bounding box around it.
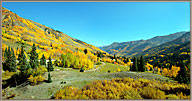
[2,7,107,58]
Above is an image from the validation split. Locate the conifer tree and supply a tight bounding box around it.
[176,61,189,83]
[18,43,24,65]
[18,43,28,72]
[132,57,138,71]
[47,56,54,72]
[140,55,145,72]
[18,43,24,64]
[47,72,52,83]
[3,47,17,72]
[137,58,140,71]
[30,43,38,69]
[20,54,28,72]
[10,48,17,72]
[130,64,132,71]
[4,46,11,71]
[40,54,46,66]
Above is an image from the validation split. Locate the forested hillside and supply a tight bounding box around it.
[140,32,190,70]
[100,31,187,57]
[2,7,107,61]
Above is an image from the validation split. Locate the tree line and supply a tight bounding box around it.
[130,56,145,72]
[3,43,54,73]
[2,43,53,88]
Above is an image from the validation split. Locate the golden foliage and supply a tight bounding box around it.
[28,74,45,85]
[145,63,153,71]
[117,68,121,72]
[54,78,190,99]
[162,66,180,78]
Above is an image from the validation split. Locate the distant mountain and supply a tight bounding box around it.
[142,32,190,66]
[100,31,187,57]
[138,32,190,57]
[2,7,106,56]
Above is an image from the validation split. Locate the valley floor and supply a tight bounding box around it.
[2,62,174,99]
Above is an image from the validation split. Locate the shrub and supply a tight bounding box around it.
[2,70,16,81]
[166,94,180,99]
[28,74,45,85]
[53,78,190,99]
[117,68,121,72]
[54,87,80,99]
[31,65,47,76]
[140,86,166,99]
[120,89,142,99]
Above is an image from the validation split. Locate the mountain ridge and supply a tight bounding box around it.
[139,32,190,57]
[99,31,188,57]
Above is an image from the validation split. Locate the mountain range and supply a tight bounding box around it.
[100,31,190,57]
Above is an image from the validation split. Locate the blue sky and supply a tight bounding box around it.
[2,2,190,47]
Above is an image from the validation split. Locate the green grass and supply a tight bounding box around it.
[67,80,92,88]
[98,63,129,73]
[2,64,175,99]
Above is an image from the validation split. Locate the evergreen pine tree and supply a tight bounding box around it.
[47,72,52,83]
[3,47,17,72]
[18,43,28,72]
[10,48,17,72]
[40,54,46,66]
[18,43,24,65]
[47,56,54,72]
[140,55,145,72]
[130,64,132,71]
[176,61,189,83]
[20,54,28,72]
[30,43,38,69]
[3,46,11,71]
[132,57,138,71]
[137,58,140,71]
[17,43,24,64]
